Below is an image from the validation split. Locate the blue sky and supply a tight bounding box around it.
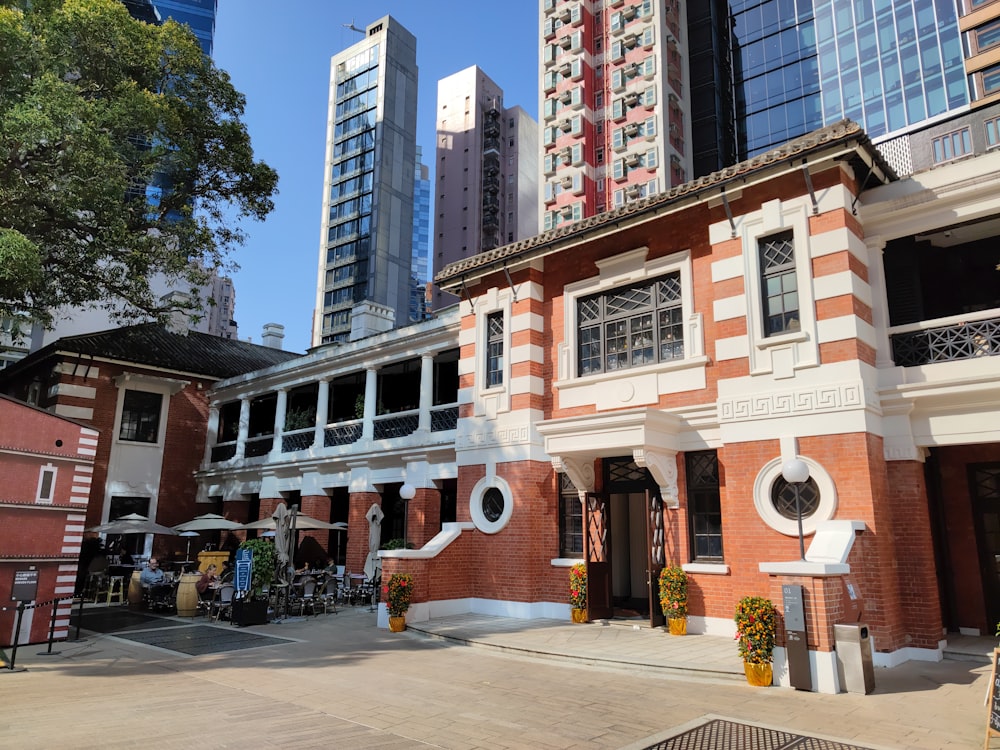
[213,2,538,354]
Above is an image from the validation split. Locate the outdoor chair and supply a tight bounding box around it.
[290,577,319,617]
[211,583,235,622]
[320,576,339,615]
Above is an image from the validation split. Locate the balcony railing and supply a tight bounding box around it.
[281,428,315,453]
[889,312,1000,367]
[244,435,273,458]
[324,420,362,447]
[373,409,419,440]
[430,404,459,431]
[211,441,237,462]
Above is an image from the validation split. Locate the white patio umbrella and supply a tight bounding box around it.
[173,513,243,532]
[272,503,293,588]
[364,503,384,580]
[87,513,178,536]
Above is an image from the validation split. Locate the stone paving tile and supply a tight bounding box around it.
[0,606,990,749]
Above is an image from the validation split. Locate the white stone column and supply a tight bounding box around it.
[362,367,377,441]
[313,379,330,449]
[235,396,250,458]
[203,404,220,464]
[867,237,895,369]
[270,388,288,459]
[418,353,434,432]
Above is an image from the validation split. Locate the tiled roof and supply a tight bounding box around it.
[3,323,301,381]
[435,119,893,287]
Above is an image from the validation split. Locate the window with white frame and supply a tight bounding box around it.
[485,311,504,388]
[36,464,57,504]
[758,231,800,336]
[119,389,162,443]
[577,272,684,375]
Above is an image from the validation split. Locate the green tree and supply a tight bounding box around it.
[0,0,278,331]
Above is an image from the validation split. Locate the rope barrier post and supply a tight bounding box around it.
[37,598,61,656]
[68,594,87,643]
[8,602,25,672]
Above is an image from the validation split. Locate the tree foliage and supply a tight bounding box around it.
[0,0,278,330]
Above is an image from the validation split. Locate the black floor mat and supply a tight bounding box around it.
[642,719,875,750]
[113,624,292,655]
[70,608,188,633]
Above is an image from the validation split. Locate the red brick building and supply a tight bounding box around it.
[0,324,298,569]
[0,395,97,646]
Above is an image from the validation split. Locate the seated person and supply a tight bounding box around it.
[196,564,218,599]
[140,558,165,588]
[218,560,234,583]
[295,561,312,576]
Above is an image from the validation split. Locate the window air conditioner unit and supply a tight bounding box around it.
[560,89,573,104]
[559,63,573,78]
[560,35,573,49]
[622,6,636,20]
[560,175,574,188]
[624,123,639,136]
[625,153,640,167]
[623,34,637,48]
[559,119,573,132]
[626,185,641,198]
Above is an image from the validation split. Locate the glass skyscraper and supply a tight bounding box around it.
[692,0,968,169]
[410,147,431,323]
[314,17,418,346]
[153,0,217,55]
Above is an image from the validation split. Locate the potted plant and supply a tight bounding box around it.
[734,595,777,686]
[385,573,413,631]
[658,565,688,635]
[233,538,276,626]
[569,563,587,623]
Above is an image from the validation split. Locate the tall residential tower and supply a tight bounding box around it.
[313,17,418,346]
[433,66,539,309]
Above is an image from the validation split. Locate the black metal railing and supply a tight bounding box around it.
[430,405,459,431]
[281,429,315,453]
[244,435,273,458]
[373,412,419,440]
[324,422,362,447]
[890,315,999,367]
[210,442,237,462]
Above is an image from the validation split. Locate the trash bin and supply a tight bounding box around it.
[834,623,875,694]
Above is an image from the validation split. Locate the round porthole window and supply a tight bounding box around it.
[771,477,821,520]
[482,488,505,523]
[469,477,513,534]
[753,457,837,537]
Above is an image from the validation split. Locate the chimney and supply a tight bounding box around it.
[161,291,192,336]
[261,323,285,349]
[349,301,395,341]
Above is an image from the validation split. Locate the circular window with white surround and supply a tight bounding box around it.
[753,457,837,537]
[469,476,513,534]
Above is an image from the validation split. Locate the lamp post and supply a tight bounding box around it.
[781,458,810,560]
[399,483,416,549]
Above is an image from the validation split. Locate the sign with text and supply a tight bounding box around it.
[11,569,38,602]
[235,548,252,593]
[986,649,1000,746]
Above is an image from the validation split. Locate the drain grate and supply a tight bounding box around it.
[113,624,292,656]
[641,719,875,750]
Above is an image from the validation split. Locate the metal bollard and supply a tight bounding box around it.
[8,602,25,671]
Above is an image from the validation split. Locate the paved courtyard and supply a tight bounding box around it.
[0,605,990,749]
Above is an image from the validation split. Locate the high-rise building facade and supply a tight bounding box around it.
[542,0,1000,220]
[539,0,691,228]
[152,0,217,54]
[410,147,431,323]
[433,66,539,309]
[313,17,418,346]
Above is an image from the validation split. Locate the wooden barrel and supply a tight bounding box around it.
[127,570,143,609]
[175,572,202,617]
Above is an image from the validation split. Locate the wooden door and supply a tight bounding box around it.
[971,463,1000,629]
[584,493,613,620]
[646,489,666,628]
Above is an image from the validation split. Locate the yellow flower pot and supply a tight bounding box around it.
[571,607,588,623]
[388,615,406,632]
[668,617,687,636]
[743,661,773,687]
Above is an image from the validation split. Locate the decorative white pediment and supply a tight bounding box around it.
[633,447,679,507]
